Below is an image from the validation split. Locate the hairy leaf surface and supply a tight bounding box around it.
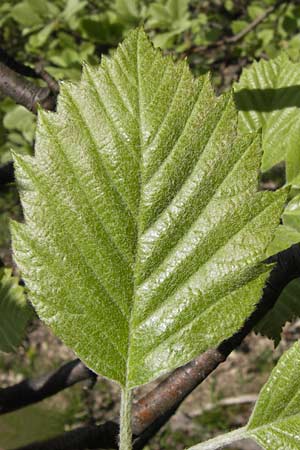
[247,341,300,449]
[234,53,300,178]
[0,268,32,353]
[12,29,286,388]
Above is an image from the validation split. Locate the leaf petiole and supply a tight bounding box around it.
[119,387,133,450]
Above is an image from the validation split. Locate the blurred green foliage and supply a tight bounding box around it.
[0,0,299,279]
[1,0,300,163]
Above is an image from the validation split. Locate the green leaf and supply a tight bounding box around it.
[247,5,265,20]
[247,341,300,449]
[234,53,300,176]
[28,22,57,49]
[267,224,300,256]
[147,0,190,30]
[113,0,142,25]
[256,278,300,345]
[3,105,36,143]
[80,18,123,45]
[267,193,300,256]
[10,1,43,27]
[0,268,32,353]
[12,28,286,388]
[61,0,87,22]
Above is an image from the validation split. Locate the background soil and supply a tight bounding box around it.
[1,318,299,450]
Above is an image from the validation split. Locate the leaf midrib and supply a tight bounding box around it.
[125,30,143,388]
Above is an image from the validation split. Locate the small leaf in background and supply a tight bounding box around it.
[267,194,300,256]
[146,0,191,48]
[234,53,300,179]
[12,29,286,389]
[10,0,43,27]
[61,0,87,23]
[247,341,300,449]
[187,342,300,449]
[80,17,123,45]
[0,268,33,353]
[3,105,36,146]
[256,278,300,345]
[147,0,190,28]
[261,194,300,343]
[28,22,57,49]
[113,0,142,25]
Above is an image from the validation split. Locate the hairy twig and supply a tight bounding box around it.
[11,243,300,450]
[0,359,96,415]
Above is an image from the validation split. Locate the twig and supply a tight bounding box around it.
[0,62,57,113]
[0,359,96,415]
[35,61,60,94]
[0,47,60,94]
[11,422,119,450]
[0,48,39,79]
[11,243,300,450]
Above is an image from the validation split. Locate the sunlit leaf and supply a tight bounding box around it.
[12,29,285,388]
[234,53,300,178]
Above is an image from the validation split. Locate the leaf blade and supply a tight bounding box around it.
[234,53,300,176]
[12,29,286,387]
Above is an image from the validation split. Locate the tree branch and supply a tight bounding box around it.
[11,243,300,450]
[34,61,60,94]
[0,62,57,113]
[0,359,96,415]
[0,161,14,187]
[0,59,58,186]
[0,48,40,79]
[0,47,60,94]
[11,422,120,450]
